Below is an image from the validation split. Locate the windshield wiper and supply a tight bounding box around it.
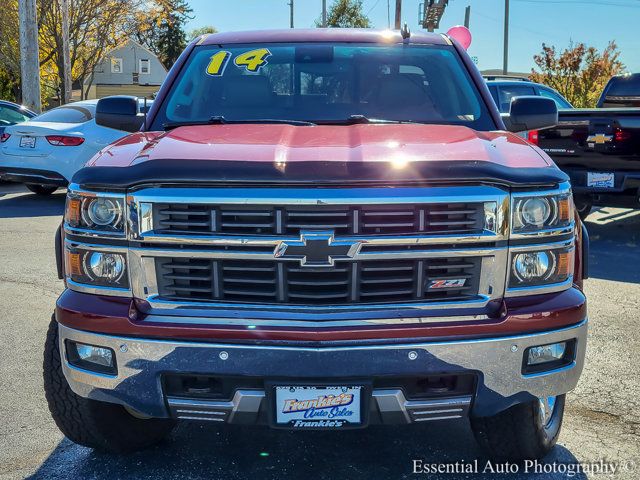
[316,115,423,125]
[163,116,315,130]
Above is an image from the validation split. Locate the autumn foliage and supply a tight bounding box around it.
[530,42,625,108]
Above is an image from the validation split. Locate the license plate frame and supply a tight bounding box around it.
[587,171,615,188]
[268,382,370,430]
[19,136,37,148]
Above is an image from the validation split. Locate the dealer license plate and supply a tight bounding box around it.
[587,172,614,188]
[274,385,363,429]
[19,136,36,148]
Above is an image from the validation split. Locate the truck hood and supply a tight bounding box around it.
[77,123,566,189]
[88,123,550,169]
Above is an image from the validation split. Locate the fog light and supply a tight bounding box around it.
[66,341,116,374]
[527,342,566,365]
[76,343,113,367]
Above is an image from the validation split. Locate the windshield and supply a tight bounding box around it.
[151,43,495,130]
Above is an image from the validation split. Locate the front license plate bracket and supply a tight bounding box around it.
[267,382,371,430]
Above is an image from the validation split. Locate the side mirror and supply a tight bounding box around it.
[95,96,144,133]
[501,96,558,133]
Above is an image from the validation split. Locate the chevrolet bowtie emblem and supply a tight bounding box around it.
[274,231,361,267]
[587,133,613,144]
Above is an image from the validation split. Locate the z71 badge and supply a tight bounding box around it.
[428,278,467,289]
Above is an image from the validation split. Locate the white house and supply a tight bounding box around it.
[84,40,168,100]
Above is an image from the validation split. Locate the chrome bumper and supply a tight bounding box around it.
[59,319,588,422]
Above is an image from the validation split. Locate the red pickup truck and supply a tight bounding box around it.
[44,29,588,461]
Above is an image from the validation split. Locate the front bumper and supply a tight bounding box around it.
[59,318,588,423]
[0,166,68,186]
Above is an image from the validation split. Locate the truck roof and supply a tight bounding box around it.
[198,28,449,46]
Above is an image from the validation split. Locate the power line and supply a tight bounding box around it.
[366,0,382,15]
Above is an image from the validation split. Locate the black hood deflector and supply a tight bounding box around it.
[73,159,568,191]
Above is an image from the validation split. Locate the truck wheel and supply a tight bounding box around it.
[26,184,58,195]
[470,395,565,461]
[43,315,176,453]
[573,195,592,221]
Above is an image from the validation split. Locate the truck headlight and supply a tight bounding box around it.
[65,246,129,289]
[509,245,574,289]
[512,193,573,233]
[66,191,125,234]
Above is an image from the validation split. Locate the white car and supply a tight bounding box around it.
[0,99,150,195]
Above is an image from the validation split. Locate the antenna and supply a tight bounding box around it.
[401,22,411,39]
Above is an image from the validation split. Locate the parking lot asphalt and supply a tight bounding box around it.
[0,182,639,480]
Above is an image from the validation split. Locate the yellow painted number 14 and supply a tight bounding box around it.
[206,48,271,76]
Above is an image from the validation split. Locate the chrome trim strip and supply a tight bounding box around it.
[510,224,574,241]
[373,391,472,423]
[140,296,493,317]
[508,238,574,253]
[64,239,128,253]
[64,225,126,239]
[129,186,508,205]
[65,278,132,297]
[142,312,492,328]
[506,277,574,298]
[133,231,504,247]
[68,184,125,198]
[167,391,265,423]
[127,244,505,261]
[510,182,571,199]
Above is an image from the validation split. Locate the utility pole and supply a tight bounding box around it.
[322,0,327,27]
[288,0,294,28]
[60,0,71,104]
[18,0,41,112]
[464,5,471,28]
[387,0,391,28]
[394,0,401,29]
[503,0,509,75]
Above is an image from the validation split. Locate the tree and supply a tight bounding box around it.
[0,0,141,104]
[189,25,217,41]
[530,41,625,108]
[133,0,193,70]
[317,0,370,28]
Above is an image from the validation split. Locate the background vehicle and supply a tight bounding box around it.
[0,98,152,195]
[45,29,587,462]
[486,77,572,145]
[597,73,640,108]
[0,100,36,135]
[487,76,640,219]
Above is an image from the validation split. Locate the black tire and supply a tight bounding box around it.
[26,184,58,195]
[573,195,593,222]
[43,315,176,453]
[470,395,566,461]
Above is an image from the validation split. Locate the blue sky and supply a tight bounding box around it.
[187,0,639,74]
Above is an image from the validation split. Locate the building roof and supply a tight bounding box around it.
[199,29,449,46]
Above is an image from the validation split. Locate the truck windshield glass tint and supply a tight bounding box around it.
[153,43,494,130]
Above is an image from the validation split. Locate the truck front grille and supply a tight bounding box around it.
[153,203,485,236]
[156,257,482,305]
